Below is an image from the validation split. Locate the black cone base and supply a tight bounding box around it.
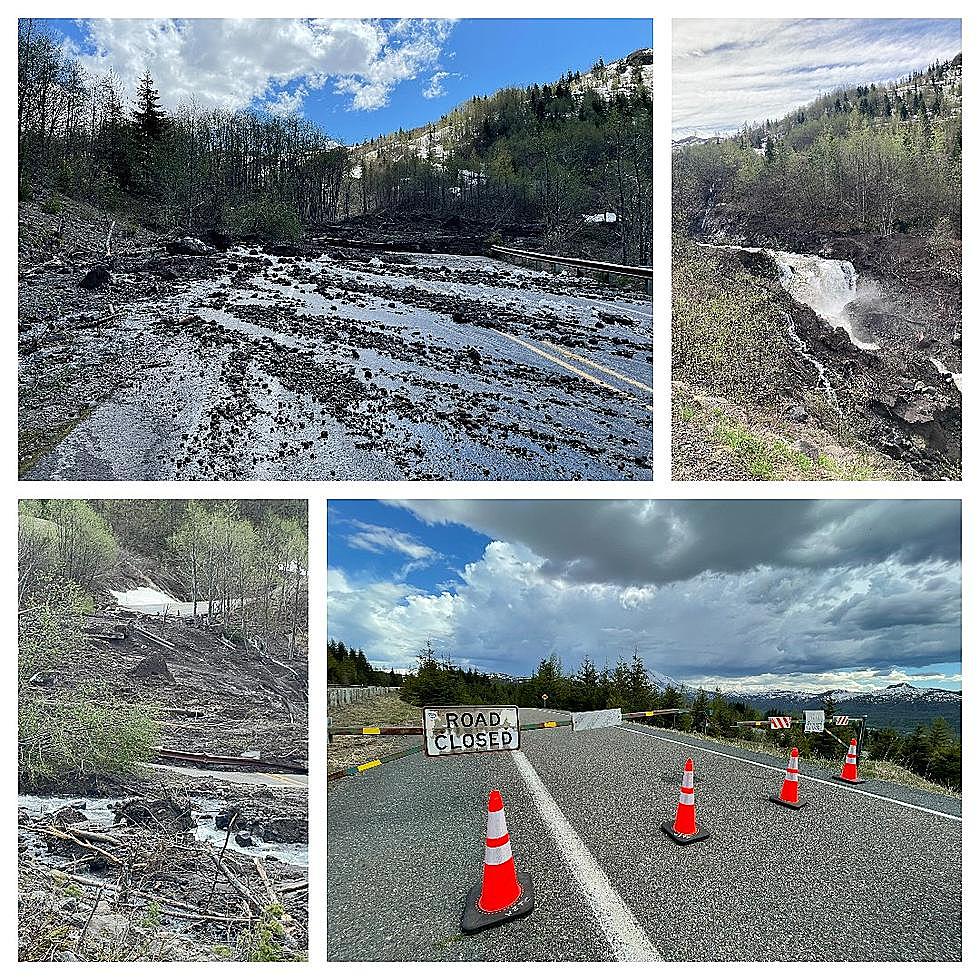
[661,821,711,845]
[832,775,866,785]
[770,794,808,810]
[461,871,535,935]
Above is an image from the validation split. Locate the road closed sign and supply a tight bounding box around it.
[422,705,520,757]
[804,710,826,733]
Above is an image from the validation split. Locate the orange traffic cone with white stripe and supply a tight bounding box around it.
[461,790,535,934]
[662,758,710,845]
[771,747,807,809]
[834,738,865,784]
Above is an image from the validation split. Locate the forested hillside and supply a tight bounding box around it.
[19,20,651,262]
[18,499,309,961]
[354,49,653,262]
[18,20,347,238]
[674,56,961,244]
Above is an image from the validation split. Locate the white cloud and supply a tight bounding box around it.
[67,18,455,116]
[345,519,435,563]
[328,532,961,684]
[672,18,962,137]
[423,70,458,99]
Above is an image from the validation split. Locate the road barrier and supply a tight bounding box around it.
[489,245,653,294]
[327,706,692,782]
[156,748,308,775]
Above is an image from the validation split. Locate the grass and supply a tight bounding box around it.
[711,416,816,479]
[328,693,420,776]
[676,397,894,482]
[700,731,960,798]
[328,692,418,729]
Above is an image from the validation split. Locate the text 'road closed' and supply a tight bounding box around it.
[423,705,520,757]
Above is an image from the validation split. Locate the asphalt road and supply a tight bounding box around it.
[327,709,961,961]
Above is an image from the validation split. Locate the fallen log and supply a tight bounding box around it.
[155,747,308,775]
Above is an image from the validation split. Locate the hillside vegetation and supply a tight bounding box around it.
[19,19,650,262]
[674,56,961,244]
[672,56,962,481]
[355,50,653,263]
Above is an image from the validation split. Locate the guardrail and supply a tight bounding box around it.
[327,706,692,781]
[328,686,401,707]
[489,245,653,293]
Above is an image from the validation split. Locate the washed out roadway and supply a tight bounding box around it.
[327,709,961,961]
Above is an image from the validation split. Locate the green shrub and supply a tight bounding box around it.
[19,686,159,790]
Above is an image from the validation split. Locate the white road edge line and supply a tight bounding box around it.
[620,727,962,823]
[509,749,661,962]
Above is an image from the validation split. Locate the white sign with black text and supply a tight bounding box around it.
[422,705,520,757]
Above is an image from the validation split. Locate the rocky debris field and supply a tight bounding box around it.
[19,773,307,962]
[27,607,308,765]
[19,201,653,481]
[19,598,309,961]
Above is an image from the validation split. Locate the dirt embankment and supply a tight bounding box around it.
[673,230,961,481]
[20,594,309,961]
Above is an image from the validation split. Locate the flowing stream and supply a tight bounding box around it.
[18,793,308,867]
[699,243,880,351]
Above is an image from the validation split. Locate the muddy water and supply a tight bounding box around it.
[19,789,308,868]
[24,249,653,481]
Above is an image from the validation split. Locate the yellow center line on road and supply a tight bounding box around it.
[487,326,654,413]
[536,337,654,395]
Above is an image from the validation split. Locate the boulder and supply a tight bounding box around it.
[165,236,213,257]
[202,229,233,250]
[79,265,110,289]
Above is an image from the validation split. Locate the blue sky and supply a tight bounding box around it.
[674,18,961,137]
[327,500,490,594]
[327,500,962,694]
[40,18,651,145]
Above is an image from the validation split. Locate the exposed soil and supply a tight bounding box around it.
[20,595,308,961]
[676,232,961,481]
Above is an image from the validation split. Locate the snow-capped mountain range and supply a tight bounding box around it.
[725,682,961,705]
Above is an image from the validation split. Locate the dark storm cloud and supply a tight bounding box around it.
[398,499,961,586]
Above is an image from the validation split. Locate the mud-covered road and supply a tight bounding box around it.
[20,245,652,481]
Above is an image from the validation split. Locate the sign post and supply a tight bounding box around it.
[422,705,520,757]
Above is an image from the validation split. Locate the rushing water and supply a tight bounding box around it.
[18,793,308,868]
[769,251,880,351]
[699,243,880,351]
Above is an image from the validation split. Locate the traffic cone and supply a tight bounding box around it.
[770,747,807,809]
[461,790,535,934]
[834,738,865,784]
[662,758,710,845]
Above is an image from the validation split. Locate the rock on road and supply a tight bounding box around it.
[327,709,961,961]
